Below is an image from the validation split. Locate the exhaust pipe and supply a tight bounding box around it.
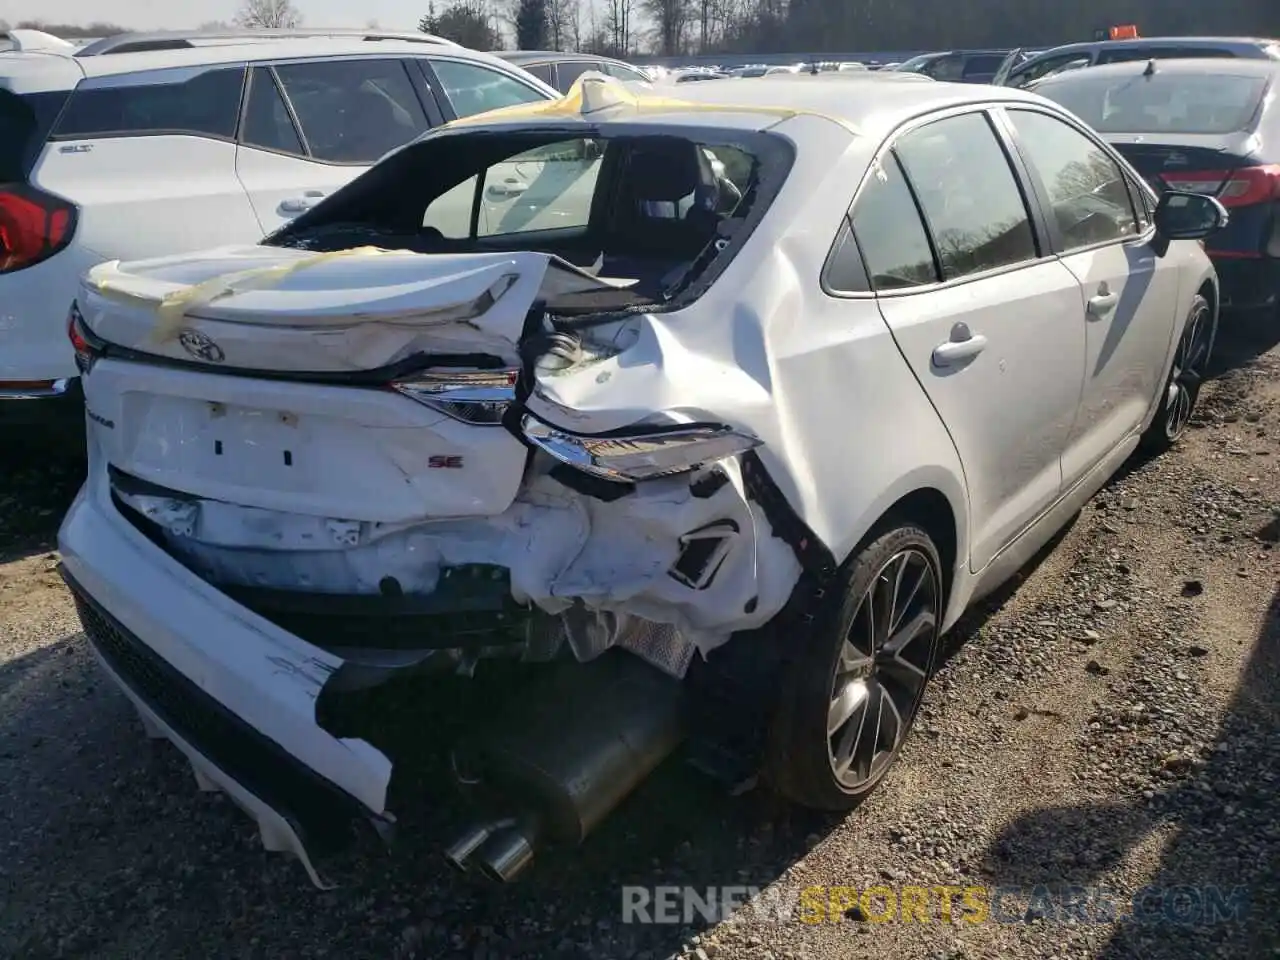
[443,650,684,881]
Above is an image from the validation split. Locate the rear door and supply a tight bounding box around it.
[864,110,1087,571]
[235,58,432,234]
[1002,107,1181,484]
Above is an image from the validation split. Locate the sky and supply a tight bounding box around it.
[1,0,436,31]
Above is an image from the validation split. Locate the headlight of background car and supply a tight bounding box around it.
[521,414,761,482]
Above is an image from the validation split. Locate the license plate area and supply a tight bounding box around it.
[123,394,311,492]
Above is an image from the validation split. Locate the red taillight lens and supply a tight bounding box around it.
[1161,165,1280,208]
[67,300,103,373]
[0,186,76,273]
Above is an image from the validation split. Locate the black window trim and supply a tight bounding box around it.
[47,62,250,144]
[996,104,1156,257]
[824,103,1056,300]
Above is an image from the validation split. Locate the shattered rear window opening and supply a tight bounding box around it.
[265,125,790,312]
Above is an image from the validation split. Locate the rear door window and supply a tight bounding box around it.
[429,59,546,117]
[240,66,304,156]
[522,63,555,86]
[603,62,650,83]
[54,65,246,140]
[553,60,602,92]
[894,111,1038,280]
[848,151,938,290]
[0,90,68,179]
[272,59,429,164]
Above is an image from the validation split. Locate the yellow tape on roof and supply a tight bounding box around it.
[446,72,862,134]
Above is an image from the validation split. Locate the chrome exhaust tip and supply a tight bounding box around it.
[442,821,500,873]
[473,820,539,883]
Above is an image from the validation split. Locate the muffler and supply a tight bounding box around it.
[443,650,685,881]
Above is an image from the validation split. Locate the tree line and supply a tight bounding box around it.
[7,0,1277,57]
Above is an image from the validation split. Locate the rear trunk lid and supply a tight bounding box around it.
[78,245,637,523]
[1107,131,1257,194]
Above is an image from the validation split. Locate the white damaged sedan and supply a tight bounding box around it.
[58,75,1225,886]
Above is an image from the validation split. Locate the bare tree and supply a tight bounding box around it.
[234,0,303,29]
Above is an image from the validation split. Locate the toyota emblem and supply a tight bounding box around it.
[178,328,225,363]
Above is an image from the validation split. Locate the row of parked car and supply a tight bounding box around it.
[2,26,1276,886]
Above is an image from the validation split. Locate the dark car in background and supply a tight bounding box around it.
[495,51,650,92]
[1036,58,1280,314]
[891,49,1011,83]
[1001,36,1280,88]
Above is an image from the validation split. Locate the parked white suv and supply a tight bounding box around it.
[0,34,558,430]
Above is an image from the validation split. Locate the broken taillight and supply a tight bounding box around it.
[0,185,76,273]
[520,415,763,483]
[391,368,519,426]
[67,300,104,373]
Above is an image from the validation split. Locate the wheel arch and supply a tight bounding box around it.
[833,469,969,619]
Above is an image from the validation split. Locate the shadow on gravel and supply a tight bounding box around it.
[0,434,83,563]
[979,585,1279,959]
[1207,311,1280,379]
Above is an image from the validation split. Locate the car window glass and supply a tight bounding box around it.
[1012,53,1089,87]
[478,138,602,236]
[55,65,245,139]
[962,54,1005,78]
[241,67,303,155]
[603,62,648,82]
[522,63,555,85]
[273,59,427,164]
[431,59,546,116]
[1038,73,1268,135]
[895,112,1037,280]
[824,219,871,292]
[849,151,938,290]
[554,61,600,92]
[1007,110,1139,249]
[925,55,965,81]
[1099,46,1236,64]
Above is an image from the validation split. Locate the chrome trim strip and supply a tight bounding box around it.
[0,378,72,400]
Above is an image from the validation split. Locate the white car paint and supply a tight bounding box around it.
[59,75,1219,883]
[0,41,558,406]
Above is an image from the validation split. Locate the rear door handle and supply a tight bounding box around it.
[1087,283,1119,318]
[932,326,988,367]
[486,179,528,199]
[278,190,326,215]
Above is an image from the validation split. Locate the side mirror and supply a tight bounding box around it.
[1151,190,1229,256]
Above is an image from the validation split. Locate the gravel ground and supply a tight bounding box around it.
[1,326,1277,960]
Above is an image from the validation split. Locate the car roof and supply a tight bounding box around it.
[1034,56,1280,85]
[452,75,1055,141]
[497,51,628,65]
[2,39,526,86]
[1026,36,1277,59]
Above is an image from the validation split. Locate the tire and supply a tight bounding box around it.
[1140,293,1215,456]
[765,520,943,811]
